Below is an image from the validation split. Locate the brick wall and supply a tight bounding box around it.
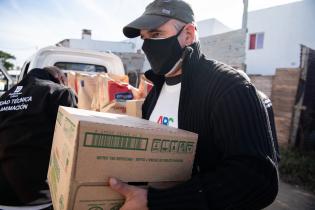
[114,52,145,74]
[271,68,300,145]
[199,29,246,69]
[249,75,273,98]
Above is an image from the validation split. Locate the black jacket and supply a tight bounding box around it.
[0,68,77,204]
[144,43,279,210]
[258,91,280,163]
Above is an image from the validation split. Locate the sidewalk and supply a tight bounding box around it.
[266,180,315,210]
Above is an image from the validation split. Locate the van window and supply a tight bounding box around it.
[54,62,107,73]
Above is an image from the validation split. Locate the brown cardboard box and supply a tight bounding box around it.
[98,74,131,111]
[126,99,144,118]
[66,71,78,94]
[101,100,127,114]
[48,106,198,210]
[76,73,98,110]
[107,73,129,84]
[139,75,153,97]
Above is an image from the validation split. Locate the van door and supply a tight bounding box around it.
[18,61,30,82]
[0,68,9,96]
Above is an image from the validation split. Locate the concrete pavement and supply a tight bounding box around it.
[266,180,315,210]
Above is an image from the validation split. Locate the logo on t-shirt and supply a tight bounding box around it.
[157,115,174,126]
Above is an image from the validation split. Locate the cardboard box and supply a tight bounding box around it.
[139,75,153,97]
[48,106,198,210]
[98,74,131,111]
[66,71,78,94]
[101,100,127,114]
[76,73,98,110]
[126,99,144,118]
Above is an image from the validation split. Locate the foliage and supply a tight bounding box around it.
[0,50,16,70]
[279,146,315,193]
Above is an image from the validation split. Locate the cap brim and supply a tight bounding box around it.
[123,14,171,38]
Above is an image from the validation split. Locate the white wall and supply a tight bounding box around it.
[246,0,315,75]
[197,18,231,38]
[67,39,136,53]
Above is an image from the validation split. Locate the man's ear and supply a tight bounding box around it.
[182,23,196,46]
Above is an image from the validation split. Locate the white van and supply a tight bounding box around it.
[0,61,14,96]
[18,46,125,81]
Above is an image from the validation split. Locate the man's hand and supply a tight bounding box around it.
[109,177,149,210]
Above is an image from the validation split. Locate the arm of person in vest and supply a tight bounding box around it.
[45,66,77,117]
[49,87,77,119]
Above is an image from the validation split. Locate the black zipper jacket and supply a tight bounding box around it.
[144,42,279,210]
[0,68,77,205]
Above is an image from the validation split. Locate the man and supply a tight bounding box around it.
[109,0,279,209]
[0,67,77,206]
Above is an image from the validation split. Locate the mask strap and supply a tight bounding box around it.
[175,25,186,37]
[148,25,186,40]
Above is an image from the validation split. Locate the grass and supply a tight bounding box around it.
[279,146,315,193]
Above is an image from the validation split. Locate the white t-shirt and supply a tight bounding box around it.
[149,82,181,128]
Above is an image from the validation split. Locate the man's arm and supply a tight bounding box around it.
[110,84,279,210]
[56,88,78,108]
[49,88,77,119]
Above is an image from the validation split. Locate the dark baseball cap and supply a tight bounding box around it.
[123,0,194,38]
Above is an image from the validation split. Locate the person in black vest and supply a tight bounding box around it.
[0,66,77,206]
[107,0,279,209]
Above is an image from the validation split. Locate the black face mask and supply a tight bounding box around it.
[142,27,185,75]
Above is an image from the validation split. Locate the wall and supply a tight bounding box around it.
[200,29,246,69]
[271,68,300,145]
[114,52,145,74]
[246,0,315,75]
[249,75,273,98]
[58,39,136,53]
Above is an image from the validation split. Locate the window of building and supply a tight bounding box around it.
[249,32,264,50]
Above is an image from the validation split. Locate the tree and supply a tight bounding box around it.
[0,50,16,70]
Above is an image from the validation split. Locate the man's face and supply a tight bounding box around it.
[140,19,181,40]
[140,19,195,48]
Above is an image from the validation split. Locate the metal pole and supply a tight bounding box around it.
[242,0,248,31]
[242,0,249,71]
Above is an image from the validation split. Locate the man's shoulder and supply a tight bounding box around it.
[34,79,77,107]
[198,57,249,87]
[35,78,73,93]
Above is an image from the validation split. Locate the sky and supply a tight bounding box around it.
[0,0,302,68]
